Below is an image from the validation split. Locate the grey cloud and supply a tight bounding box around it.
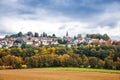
[58,25,67,30]
[0,0,120,40]
[98,21,117,28]
[0,28,14,36]
[111,36,120,40]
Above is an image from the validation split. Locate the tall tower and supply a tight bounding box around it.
[66,31,68,37]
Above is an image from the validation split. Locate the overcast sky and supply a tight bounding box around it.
[0,0,120,40]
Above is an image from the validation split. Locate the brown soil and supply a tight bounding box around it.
[0,69,119,80]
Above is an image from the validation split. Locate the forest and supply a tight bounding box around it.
[0,43,120,70]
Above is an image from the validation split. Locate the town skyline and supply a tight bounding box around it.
[0,31,120,40]
[0,31,112,38]
[1,31,119,49]
[0,0,120,40]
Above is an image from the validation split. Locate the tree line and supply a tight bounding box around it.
[5,32,110,41]
[0,44,120,70]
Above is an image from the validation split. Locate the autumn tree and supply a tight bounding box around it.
[97,59,105,68]
[31,55,39,67]
[0,49,5,58]
[82,55,89,67]
[0,58,3,66]
[61,54,70,67]
[41,46,48,55]
[52,55,60,67]
[2,55,22,69]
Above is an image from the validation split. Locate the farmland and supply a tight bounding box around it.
[0,68,120,80]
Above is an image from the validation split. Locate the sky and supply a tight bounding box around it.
[0,0,120,40]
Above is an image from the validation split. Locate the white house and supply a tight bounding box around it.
[51,41,59,45]
[26,40,33,45]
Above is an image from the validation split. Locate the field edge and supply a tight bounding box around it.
[33,67,120,74]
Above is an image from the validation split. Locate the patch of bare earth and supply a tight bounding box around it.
[0,69,119,80]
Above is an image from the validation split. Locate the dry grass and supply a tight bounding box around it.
[0,69,120,80]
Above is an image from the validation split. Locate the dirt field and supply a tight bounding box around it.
[0,69,120,80]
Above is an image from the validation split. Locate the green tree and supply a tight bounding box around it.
[102,34,110,41]
[17,32,23,37]
[56,47,67,55]
[21,42,27,49]
[104,56,114,69]
[52,34,56,38]
[34,32,39,37]
[114,58,120,70]
[89,57,98,68]
[27,31,33,36]
[26,48,35,57]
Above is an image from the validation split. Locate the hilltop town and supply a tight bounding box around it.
[0,32,120,48]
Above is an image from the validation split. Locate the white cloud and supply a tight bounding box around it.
[0,0,120,40]
[1,17,59,32]
[0,16,89,37]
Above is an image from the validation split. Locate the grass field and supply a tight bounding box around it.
[34,67,120,73]
[0,68,120,80]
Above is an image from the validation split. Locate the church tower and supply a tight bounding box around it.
[66,31,68,37]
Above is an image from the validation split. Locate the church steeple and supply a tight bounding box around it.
[66,31,68,37]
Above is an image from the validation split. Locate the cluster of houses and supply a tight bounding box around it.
[0,33,120,48]
[0,36,59,48]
